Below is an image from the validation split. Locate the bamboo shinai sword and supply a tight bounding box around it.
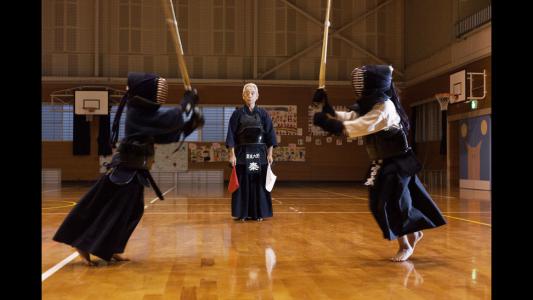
[318,0,332,90]
[161,0,192,91]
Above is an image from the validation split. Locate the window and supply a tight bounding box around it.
[109,105,127,141]
[414,100,441,143]
[42,103,73,141]
[274,0,287,56]
[119,0,142,54]
[222,106,235,138]
[186,105,236,142]
[54,0,77,52]
[213,0,235,55]
[42,103,236,143]
[202,107,224,141]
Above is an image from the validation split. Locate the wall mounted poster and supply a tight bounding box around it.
[273,146,306,162]
[190,143,229,163]
[263,105,298,135]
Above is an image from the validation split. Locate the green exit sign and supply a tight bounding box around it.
[470,100,478,110]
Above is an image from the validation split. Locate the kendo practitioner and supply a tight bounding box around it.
[226,83,277,221]
[312,65,446,262]
[53,72,204,265]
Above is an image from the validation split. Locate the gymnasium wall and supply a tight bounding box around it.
[402,56,491,185]
[42,55,491,184]
[42,83,372,182]
[42,0,491,186]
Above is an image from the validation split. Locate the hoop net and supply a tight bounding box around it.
[435,93,458,111]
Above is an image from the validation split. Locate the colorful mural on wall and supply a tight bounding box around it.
[459,115,491,188]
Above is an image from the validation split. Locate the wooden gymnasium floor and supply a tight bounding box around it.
[42,181,491,300]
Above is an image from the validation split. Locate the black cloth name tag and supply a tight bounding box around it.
[245,150,263,174]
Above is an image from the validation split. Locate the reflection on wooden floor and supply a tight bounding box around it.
[42,182,491,299]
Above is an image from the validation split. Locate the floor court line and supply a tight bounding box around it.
[303,186,369,201]
[42,201,77,210]
[42,252,79,282]
[42,186,176,282]
[442,215,491,227]
[149,186,176,204]
[42,185,80,193]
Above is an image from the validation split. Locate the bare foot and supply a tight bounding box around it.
[111,254,130,261]
[76,248,96,266]
[391,236,414,262]
[391,246,414,262]
[407,231,424,250]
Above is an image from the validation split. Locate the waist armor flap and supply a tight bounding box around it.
[108,164,138,186]
[115,139,155,170]
[364,126,410,161]
[237,112,265,145]
[108,139,154,186]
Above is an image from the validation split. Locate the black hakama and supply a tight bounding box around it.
[53,73,187,261]
[53,175,144,261]
[368,152,447,240]
[231,159,273,220]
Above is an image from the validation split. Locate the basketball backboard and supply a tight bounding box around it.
[75,91,109,115]
[450,70,466,103]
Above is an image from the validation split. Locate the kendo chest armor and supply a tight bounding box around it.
[236,111,265,145]
[363,126,410,161]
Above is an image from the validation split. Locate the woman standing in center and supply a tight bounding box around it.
[226,83,277,221]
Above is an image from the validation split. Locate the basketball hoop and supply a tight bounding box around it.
[435,93,458,111]
[84,108,96,121]
[434,93,456,156]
